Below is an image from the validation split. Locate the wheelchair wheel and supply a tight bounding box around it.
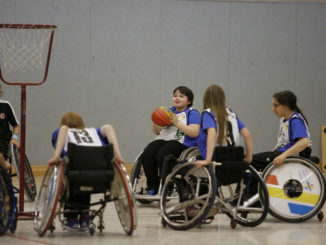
[262,157,326,222]
[111,161,136,235]
[219,165,269,227]
[33,162,63,237]
[160,162,216,231]
[177,147,201,161]
[118,162,137,230]
[0,170,16,236]
[130,153,153,204]
[11,144,37,201]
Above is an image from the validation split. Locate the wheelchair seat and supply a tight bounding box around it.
[34,143,136,237]
[66,143,114,193]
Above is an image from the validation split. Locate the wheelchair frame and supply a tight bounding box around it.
[34,145,137,237]
[0,168,17,235]
[262,156,326,222]
[130,147,201,204]
[160,160,269,230]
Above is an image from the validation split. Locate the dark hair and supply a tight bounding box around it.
[273,90,308,124]
[173,86,194,107]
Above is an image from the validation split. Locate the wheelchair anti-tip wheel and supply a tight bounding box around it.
[11,144,37,201]
[111,161,136,235]
[160,162,216,231]
[0,170,17,236]
[218,164,269,227]
[33,162,63,237]
[263,157,326,222]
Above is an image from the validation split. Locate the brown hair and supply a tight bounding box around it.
[60,112,85,129]
[203,85,228,145]
[273,90,308,125]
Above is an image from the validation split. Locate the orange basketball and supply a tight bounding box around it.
[151,106,172,128]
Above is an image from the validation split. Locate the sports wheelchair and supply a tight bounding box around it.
[160,146,269,230]
[0,167,17,235]
[33,143,137,237]
[130,147,201,204]
[261,155,326,223]
[0,139,37,201]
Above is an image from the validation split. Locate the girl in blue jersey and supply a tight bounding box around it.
[142,86,201,195]
[252,90,310,170]
[196,85,253,168]
[48,112,125,230]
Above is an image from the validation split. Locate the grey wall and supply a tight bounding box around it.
[1,0,326,165]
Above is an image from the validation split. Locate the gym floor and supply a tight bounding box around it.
[2,176,326,245]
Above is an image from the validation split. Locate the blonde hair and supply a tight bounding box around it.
[203,85,228,145]
[60,112,85,129]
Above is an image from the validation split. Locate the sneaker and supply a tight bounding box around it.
[147,189,158,195]
[79,215,90,230]
[62,218,78,231]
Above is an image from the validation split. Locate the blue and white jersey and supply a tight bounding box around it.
[276,112,311,153]
[155,106,201,147]
[52,127,109,157]
[198,108,245,159]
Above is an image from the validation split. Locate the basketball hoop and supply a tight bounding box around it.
[0,24,56,85]
[0,24,56,219]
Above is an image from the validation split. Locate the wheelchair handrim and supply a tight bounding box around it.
[33,163,63,236]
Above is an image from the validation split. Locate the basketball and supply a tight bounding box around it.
[151,106,172,128]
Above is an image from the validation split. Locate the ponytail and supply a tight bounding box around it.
[295,106,308,125]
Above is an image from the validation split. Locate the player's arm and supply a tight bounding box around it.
[47,125,68,166]
[10,125,20,147]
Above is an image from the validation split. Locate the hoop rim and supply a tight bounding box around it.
[0,24,57,29]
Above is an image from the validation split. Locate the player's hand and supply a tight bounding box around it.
[170,112,179,126]
[10,138,20,148]
[273,154,286,167]
[47,157,59,167]
[195,160,209,168]
[243,155,252,164]
[115,155,126,165]
[2,161,11,170]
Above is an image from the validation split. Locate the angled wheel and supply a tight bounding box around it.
[33,162,63,237]
[10,144,37,201]
[160,162,216,230]
[119,162,137,230]
[0,170,16,236]
[111,161,136,235]
[220,165,269,227]
[263,157,326,222]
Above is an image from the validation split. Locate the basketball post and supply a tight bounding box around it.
[321,125,326,173]
[0,24,56,219]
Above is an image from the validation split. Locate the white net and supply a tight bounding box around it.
[0,27,54,72]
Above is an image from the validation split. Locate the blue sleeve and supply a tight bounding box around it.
[202,112,216,132]
[237,117,245,131]
[51,128,60,148]
[188,110,201,125]
[97,127,109,145]
[290,118,308,140]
